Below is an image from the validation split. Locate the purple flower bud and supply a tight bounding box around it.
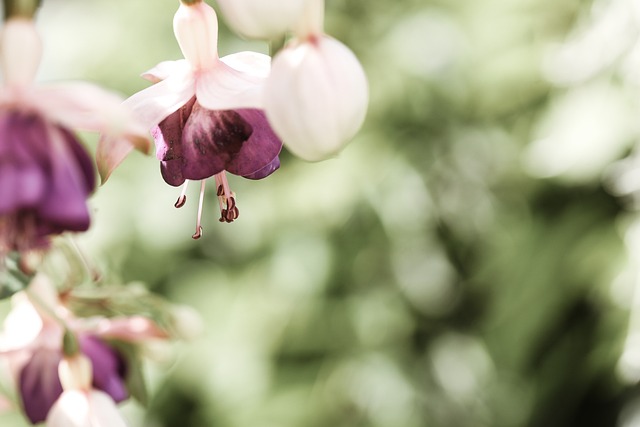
[0,110,95,254]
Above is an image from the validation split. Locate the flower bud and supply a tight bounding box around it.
[216,0,306,40]
[264,36,368,161]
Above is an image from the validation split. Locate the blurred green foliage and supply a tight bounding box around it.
[3,0,640,426]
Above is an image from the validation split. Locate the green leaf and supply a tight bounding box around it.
[0,253,33,300]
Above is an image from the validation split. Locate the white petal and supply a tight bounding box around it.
[264,36,368,161]
[123,68,195,130]
[46,391,91,427]
[195,61,266,110]
[46,390,128,427]
[0,18,41,86]
[88,391,128,427]
[216,0,306,39]
[220,51,271,79]
[141,59,189,83]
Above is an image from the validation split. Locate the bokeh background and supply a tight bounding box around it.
[5,0,640,426]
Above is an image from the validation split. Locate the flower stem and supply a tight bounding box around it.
[3,0,41,19]
[295,0,324,40]
[179,0,201,5]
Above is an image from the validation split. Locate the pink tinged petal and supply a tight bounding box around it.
[264,35,369,161]
[46,390,128,427]
[0,18,42,86]
[19,348,63,423]
[123,68,195,131]
[94,316,169,341]
[141,59,189,83]
[173,1,219,70]
[195,62,266,110]
[215,0,306,39]
[33,82,148,141]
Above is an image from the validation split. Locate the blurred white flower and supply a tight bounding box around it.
[216,0,306,39]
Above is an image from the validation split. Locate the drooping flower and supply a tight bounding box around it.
[215,0,306,39]
[0,18,149,257]
[121,0,282,238]
[46,354,128,427]
[263,0,368,161]
[0,276,166,424]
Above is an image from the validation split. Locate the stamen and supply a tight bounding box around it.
[192,180,206,240]
[213,171,240,224]
[174,180,190,208]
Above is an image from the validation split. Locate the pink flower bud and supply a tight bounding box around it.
[216,0,307,39]
[264,36,368,161]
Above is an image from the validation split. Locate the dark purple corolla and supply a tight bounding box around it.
[123,0,282,238]
[0,111,95,255]
[19,335,126,424]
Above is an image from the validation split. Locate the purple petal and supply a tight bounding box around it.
[225,109,282,178]
[37,124,94,232]
[0,112,48,215]
[80,335,128,403]
[242,155,280,180]
[179,103,253,180]
[19,348,63,424]
[154,97,196,186]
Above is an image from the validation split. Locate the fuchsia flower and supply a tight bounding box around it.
[121,0,282,237]
[0,276,166,424]
[0,18,149,256]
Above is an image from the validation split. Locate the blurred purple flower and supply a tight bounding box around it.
[0,18,149,255]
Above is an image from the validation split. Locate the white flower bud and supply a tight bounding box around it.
[264,36,368,161]
[215,0,307,39]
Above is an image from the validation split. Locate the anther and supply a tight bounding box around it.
[193,180,206,240]
[174,195,187,208]
[217,185,224,196]
[192,226,203,239]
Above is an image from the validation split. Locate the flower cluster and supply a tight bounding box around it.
[118,0,368,237]
[0,0,367,425]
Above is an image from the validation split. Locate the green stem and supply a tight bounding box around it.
[179,0,201,5]
[3,0,41,19]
